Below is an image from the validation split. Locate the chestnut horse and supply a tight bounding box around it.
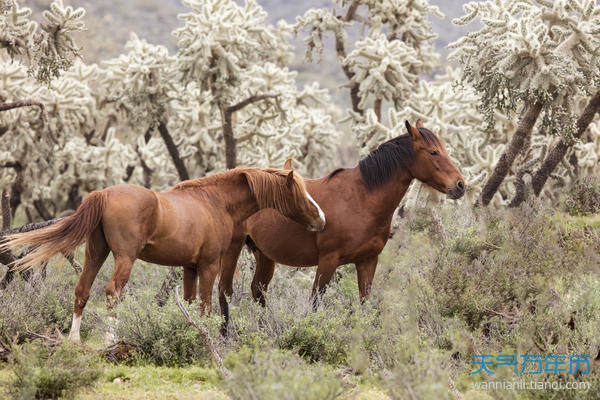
[214,120,465,331]
[2,167,325,341]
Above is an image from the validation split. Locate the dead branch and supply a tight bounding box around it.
[430,209,447,243]
[157,121,190,181]
[99,341,139,363]
[1,217,64,236]
[24,324,63,345]
[482,305,520,324]
[221,94,279,169]
[173,285,230,378]
[64,252,82,274]
[155,266,181,306]
[226,94,279,114]
[0,100,47,124]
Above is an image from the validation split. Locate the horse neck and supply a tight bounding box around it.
[358,166,414,219]
[209,175,261,223]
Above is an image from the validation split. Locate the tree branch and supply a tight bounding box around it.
[33,199,53,220]
[1,190,11,230]
[173,285,230,378]
[155,267,182,306]
[0,100,47,123]
[157,121,190,181]
[333,2,363,115]
[374,98,382,122]
[0,161,22,170]
[221,94,279,169]
[226,94,279,114]
[344,0,360,22]
[477,102,543,206]
[531,90,600,196]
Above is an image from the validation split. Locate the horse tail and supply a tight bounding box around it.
[1,191,107,271]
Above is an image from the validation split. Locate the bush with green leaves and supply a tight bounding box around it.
[224,347,342,400]
[3,189,600,398]
[113,288,222,366]
[4,339,102,400]
[564,176,600,216]
[0,264,94,343]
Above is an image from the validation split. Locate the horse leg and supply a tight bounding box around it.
[69,227,109,342]
[183,266,198,303]
[198,261,220,316]
[218,235,244,335]
[104,255,135,309]
[310,253,340,310]
[355,256,378,303]
[250,251,275,307]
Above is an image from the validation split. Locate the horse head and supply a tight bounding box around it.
[405,120,466,200]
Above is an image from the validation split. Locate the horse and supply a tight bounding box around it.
[212,120,465,331]
[1,166,326,342]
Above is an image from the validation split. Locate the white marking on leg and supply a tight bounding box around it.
[68,313,81,342]
[306,191,326,225]
[105,316,117,344]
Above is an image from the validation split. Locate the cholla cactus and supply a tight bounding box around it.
[293,0,442,152]
[0,57,135,216]
[451,0,600,132]
[103,34,179,130]
[450,0,600,206]
[0,0,85,85]
[388,69,600,208]
[1,0,340,220]
[344,34,423,111]
[171,0,337,170]
[174,0,291,101]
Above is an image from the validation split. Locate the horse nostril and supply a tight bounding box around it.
[457,180,465,191]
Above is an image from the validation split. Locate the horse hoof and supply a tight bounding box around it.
[68,332,81,342]
[219,323,229,337]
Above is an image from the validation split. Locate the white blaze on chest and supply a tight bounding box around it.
[306,191,326,225]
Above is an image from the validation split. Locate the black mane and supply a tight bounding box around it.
[358,129,441,189]
[325,167,346,181]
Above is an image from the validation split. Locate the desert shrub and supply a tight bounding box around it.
[3,340,102,399]
[431,203,600,331]
[223,347,342,400]
[279,308,351,364]
[564,176,600,216]
[113,288,221,366]
[0,264,95,342]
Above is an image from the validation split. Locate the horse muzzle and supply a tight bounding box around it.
[447,180,466,200]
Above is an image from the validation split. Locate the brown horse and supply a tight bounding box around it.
[214,120,465,330]
[1,166,325,341]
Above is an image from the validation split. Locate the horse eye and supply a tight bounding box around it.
[429,150,438,156]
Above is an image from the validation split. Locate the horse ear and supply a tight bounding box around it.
[283,158,293,170]
[415,119,424,129]
[405,120,420,143]
[286,170,294,187]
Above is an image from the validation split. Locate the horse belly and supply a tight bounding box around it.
[246,209,319,267]
[140,213,219,266]
[138,238,204,266]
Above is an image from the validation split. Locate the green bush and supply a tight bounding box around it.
[224,347,342,400]
[113,289,220,366]
[565,176,600,216]
[0,266,95,342]
[3,194,600,398]
[4,340,102,399]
